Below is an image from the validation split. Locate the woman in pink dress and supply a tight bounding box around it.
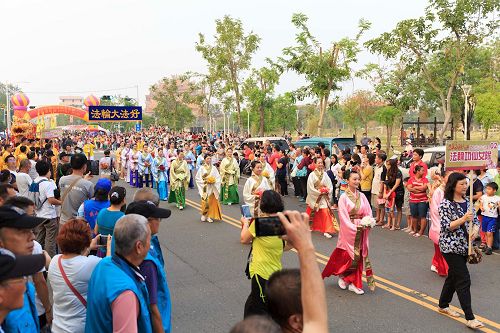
[322,170,375,295]
[428,170,450,276]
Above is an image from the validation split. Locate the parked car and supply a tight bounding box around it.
[237,136,289,153]
[293,136,356,152]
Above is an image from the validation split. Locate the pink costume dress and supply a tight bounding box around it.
[429,187,449,276]
[322,190,375,290]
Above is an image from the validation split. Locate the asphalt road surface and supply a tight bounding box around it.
[96,160,500,333]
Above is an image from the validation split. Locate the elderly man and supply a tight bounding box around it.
[0,250,45,329]
[0,204,48,333]
[126,201,172,333]
[85,214,152,333]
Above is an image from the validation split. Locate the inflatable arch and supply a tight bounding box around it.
[25,105,89,122]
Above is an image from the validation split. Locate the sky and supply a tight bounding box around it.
[0,0,427,107]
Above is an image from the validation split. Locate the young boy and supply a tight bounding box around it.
[476,182,500,255]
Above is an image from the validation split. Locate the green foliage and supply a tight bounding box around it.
[151,76,195,131]
[279,13,370,135]
[242,65,280,136]
[270,93,297,134]
[475,91,500,139]
[365,0,499,142]
[196,15,261,130]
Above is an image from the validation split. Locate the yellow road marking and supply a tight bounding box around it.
[182,198,499,332]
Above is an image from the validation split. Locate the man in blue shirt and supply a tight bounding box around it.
[0,249,45,332]
[0,205,48,333]
[86,214,153,333]
[126,201,172,333]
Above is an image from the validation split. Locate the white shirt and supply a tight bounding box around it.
[16,172,32,198]
[479,194,500,218]
[48,255,101,333]
[34,176,58,219]
[30,241,46,316]
[28,160,39,180]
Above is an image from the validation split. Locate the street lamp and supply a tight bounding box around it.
[461,84,472,141]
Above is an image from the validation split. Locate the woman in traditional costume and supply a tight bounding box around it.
[128,143,139,187]
[121,143,130,181]
[196,154,222,222]
[243,160,271,217]
[429,170,449,276]
[219,147,240,205]
[153,149,169,201]
[168,151,190,210]
[258,153,275,190]
[166,142,177,182]
[138,146,153,188]
[322,170,375,295]
[306,157,339,238]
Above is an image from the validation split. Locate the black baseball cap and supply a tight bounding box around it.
[0,205,47,229]
[125,201,171,219]
[0,249,45,282]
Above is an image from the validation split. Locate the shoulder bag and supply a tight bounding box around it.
[58,256,87,307]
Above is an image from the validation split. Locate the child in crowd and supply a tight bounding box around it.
[337,166,348,200]
[384,181,396,229]
[475,182,500,255]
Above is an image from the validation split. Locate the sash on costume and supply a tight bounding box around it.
[222,158,235,201]
[345,189,376,291]
[309,170,339,231]
[251,174,263,217]
[201,164,212,216]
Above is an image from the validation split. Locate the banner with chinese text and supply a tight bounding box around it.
[88,106,142,121]
[445,141,498,171]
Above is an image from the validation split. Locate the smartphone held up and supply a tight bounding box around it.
[255,216,286,237]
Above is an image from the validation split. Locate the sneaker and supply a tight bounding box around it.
[430,265,438,273]
[438,307,460,318]
[466,319,484,329]
[338,277,347,290]
[348,284,364,295]
[228,203,232,206]
[201,216,206,222]
[323,233,332,239]
[485,247,492,255]
[179,206,184,210]
[207,218,214,223]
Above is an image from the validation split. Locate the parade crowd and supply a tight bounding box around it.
[0,127,499,332]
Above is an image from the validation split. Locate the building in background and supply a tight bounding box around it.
[59,96,83,108]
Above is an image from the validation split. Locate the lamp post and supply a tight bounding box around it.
[247,109,250,137]
[461,84,471,141]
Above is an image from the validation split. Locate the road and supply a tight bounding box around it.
[106,168,500,333]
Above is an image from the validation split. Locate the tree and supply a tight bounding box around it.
[271,93,298,135]
[375,106,402,151]
[475,91,499,139]
[151,76,195,131]
[279,13,371,136]
[196,15,260,131]
[365,0,499,143]
[242,65,280,136]
[341,90,378,138]
[358,63,418,150]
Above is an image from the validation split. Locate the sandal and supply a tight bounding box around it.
[390,227,395,231]
[382,224,390,229]
[409,231,416,235]
[466,319,485,329]
[413,233,421,237]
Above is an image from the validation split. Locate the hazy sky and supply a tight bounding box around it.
[0,0,427,107]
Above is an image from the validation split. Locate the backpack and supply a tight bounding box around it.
[29,179,49,209]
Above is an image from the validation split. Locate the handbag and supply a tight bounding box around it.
[58,256,87,307]
[110,157,119,181]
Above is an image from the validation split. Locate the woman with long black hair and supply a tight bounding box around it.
[437,172,483,329]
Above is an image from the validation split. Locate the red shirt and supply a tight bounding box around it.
[408,176,429,203]
[409,160,428,178]
[243,148,252,160]
[268,152,280,171]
